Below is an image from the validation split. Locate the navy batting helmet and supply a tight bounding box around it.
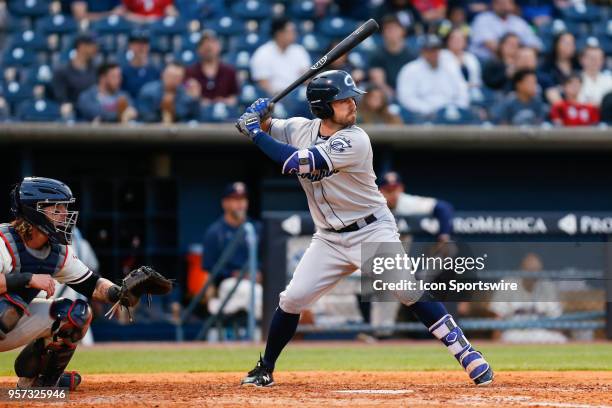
[306,70,366,119]
[10,177,78,245]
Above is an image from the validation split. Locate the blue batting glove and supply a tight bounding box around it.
[235,112,262,139]
[246,98,274,119]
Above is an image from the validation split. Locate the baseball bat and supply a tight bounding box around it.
[270,18,379,103]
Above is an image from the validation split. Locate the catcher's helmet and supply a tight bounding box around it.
[10,177,78,245]
[306,70,366,119]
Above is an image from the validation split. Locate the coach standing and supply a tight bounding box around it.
[202,182,261,287]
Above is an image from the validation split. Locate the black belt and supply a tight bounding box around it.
[332,214,377,233]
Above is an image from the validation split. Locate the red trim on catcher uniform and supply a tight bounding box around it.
[0,231,16,268]
[59,245,69,271]
[3,293,31,316]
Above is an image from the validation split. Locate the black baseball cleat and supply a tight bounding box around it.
[241,356,274,387]
[58,371,81,391]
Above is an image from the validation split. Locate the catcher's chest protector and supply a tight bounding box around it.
[0,223,67,304]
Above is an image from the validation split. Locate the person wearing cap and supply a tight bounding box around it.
[52,33,99,105]
[185,30,238,106]
[121,30,161,100]
[202,182,261,287]
[396,34,469,119]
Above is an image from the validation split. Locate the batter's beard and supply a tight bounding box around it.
[332,114,356,128]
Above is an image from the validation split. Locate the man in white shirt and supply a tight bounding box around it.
[396,35,469,119]
[250,17,311,96]
[470,0,542,60]
[578,43,612,107]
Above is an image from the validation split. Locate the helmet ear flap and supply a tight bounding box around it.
[310,101,334,119]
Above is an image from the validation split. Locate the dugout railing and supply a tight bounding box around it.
[261,211,612,340]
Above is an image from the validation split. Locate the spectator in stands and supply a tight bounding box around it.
[77,62,137,122]
[539,32,580,104]
[70,0,122,21]
[440,27,482,89]
[578,42,612,107]
[482,32,521,90]
[185,30,238,106]
[52,33,98,106]
[551,73,599,126]
[138,62,201,123]
[369,15,416,99]
[470,0,542,60]
[375,0,418,31]
[396,34,469,119]
[492,69,547,125]
[121,30,161,100]
[357,84,403,124]
[412,0,447,27]
[120,0,177,24]
[202,182,261,287]
[489,253,567,343]
[250,17,310,96]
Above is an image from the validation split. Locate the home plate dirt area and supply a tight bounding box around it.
[0,371,610,408]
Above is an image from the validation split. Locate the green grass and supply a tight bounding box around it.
[0,343,610,375]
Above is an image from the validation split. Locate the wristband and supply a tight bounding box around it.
[5,273,33,292]
[108,285,121,303]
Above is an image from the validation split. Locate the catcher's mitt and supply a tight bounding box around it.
[105,266,173,320]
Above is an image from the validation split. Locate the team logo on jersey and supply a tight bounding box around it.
[299,169,339,181]
[328,136,352,153]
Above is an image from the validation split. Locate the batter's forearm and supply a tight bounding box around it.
[92,278,121,303]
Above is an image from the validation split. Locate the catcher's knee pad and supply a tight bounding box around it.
[49,298,92,344]
[0,294,29,340]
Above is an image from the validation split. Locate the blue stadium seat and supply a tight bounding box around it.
[289,0,316,20]
[433,106,478,125]
[205,17,244,37]
[348,50,368,70]
[9,0,49,18]
[92,14,134,34]
[407,35,424,55]
[318,17,358,38]
[300,33,330,54]
[173,49,198,66]
[225,50,252,71]
[151,16,189,36]
[36,14,78,35]
[3,47,37,67]
[561,4,602,24]
[231,32,265,53]
[16,99,61,122]
[11,29,48,51]
[181,31,204,52]
[231,0,272,21]
[3,82,34,112]
[355,34,382,54]
[24,64,53,85]
[176,0,226,20]
[3,15,29,33]
[239,82,266,106]
[199,102,239,123]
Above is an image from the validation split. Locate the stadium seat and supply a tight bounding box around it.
[348,50,368,70]
[318,17,358,38]
[238,82,266,106]
[92,15,134,53]
[11,29,48,51]
[231,0,272,21]
[205,16,244,37]
[151,16,189,36]
[300,33,331,54]
[355,34,382,54]
[199,102,240,123]
[561,4,602,24]
[173,49,198,66]
[289,0,316,20]
[36,14,78,35]
[231,32,265,53]
[9,0,49,18]
[433,106,478,125]
[225,50,252,71]
[3,81,34,113]
[175,0,226,20]
[15,98,61,122]
[181,31,204,52]
[3,47,37,67]
[24,64,53,86]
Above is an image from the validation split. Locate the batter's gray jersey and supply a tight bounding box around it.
[269,117,387,231]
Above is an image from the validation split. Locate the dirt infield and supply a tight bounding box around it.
[0,371,610,408]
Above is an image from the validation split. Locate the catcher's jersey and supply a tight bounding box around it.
[269,117,387,231]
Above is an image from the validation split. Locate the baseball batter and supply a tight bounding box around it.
[0,177,170,390]
[236,70,493,387]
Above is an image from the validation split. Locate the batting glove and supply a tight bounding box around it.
[236,111,262,139]
[246,98,274,119]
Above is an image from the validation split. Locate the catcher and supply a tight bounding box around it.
[0,177,172,390]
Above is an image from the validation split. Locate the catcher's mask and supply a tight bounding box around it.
[10,177,78,245]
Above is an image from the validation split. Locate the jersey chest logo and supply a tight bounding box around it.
[299,169,339,181]
[328,137,352,153]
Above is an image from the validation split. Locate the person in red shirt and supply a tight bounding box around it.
[551,73,600,126]
[184,30,239,106]
[121,0,176,23]
[412,0,447,25]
